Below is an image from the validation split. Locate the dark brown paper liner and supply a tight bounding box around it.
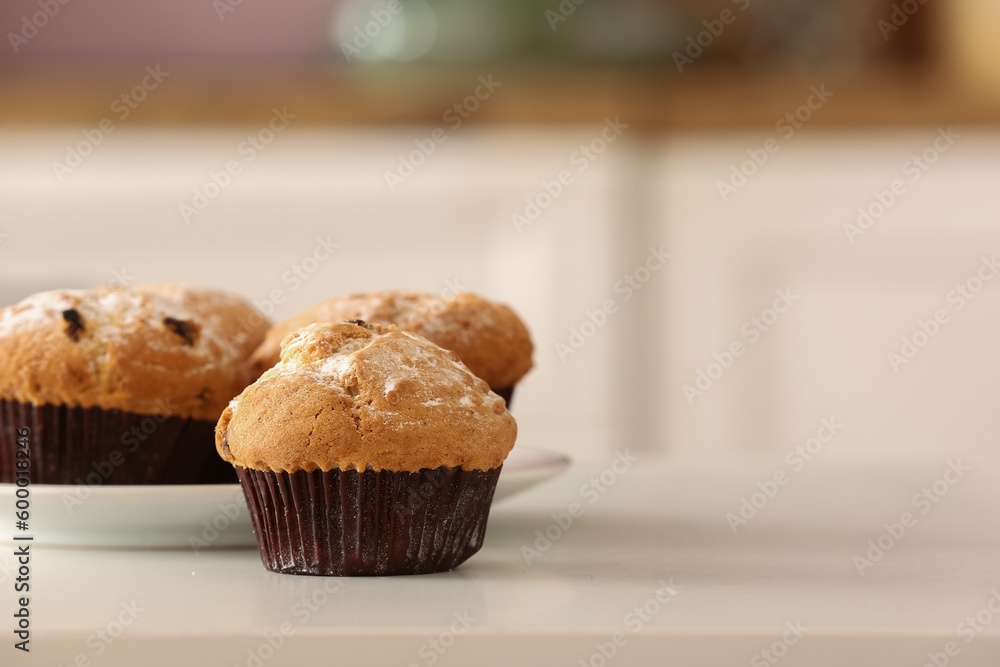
[493,387,514,407]
[236,465,502,576]
[0,399,217,485]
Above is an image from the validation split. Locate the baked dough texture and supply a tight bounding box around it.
[250,291,533,389]
[0,284,269,420]
[218,321,517,473]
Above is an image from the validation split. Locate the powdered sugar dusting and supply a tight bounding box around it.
[273,325,492,415]
[381,332,483,406]
[318,338,366,379]
[0,290,74,338]
[0,286,252,374]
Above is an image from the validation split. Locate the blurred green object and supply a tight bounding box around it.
[329,0,687,64]
[328,0,901,69]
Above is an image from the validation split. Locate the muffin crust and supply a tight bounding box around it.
[219,321,517,473]
[0,284,269,420]
[250,291,533,389]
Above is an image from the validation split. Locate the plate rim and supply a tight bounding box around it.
[0,446,571,498]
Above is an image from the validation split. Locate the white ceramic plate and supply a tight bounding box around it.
[0,447,569,548]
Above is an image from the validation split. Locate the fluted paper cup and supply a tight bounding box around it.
[235,465,502,576]
[0,398,218,485]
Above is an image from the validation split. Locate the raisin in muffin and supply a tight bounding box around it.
[218,320,516,575]
[250,291,533,405]
[0,284,269,485]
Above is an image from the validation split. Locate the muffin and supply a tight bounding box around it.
[0,284,269,485]
[218,320,516,576]
[249,291,533,405]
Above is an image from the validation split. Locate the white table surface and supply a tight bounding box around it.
[5,456,1000,666]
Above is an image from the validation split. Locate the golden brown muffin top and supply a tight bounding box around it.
[218,321,517,473]
[0,284,270,421]
[249,291,533,389]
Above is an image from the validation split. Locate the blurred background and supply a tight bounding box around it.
[1,0,999,464]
